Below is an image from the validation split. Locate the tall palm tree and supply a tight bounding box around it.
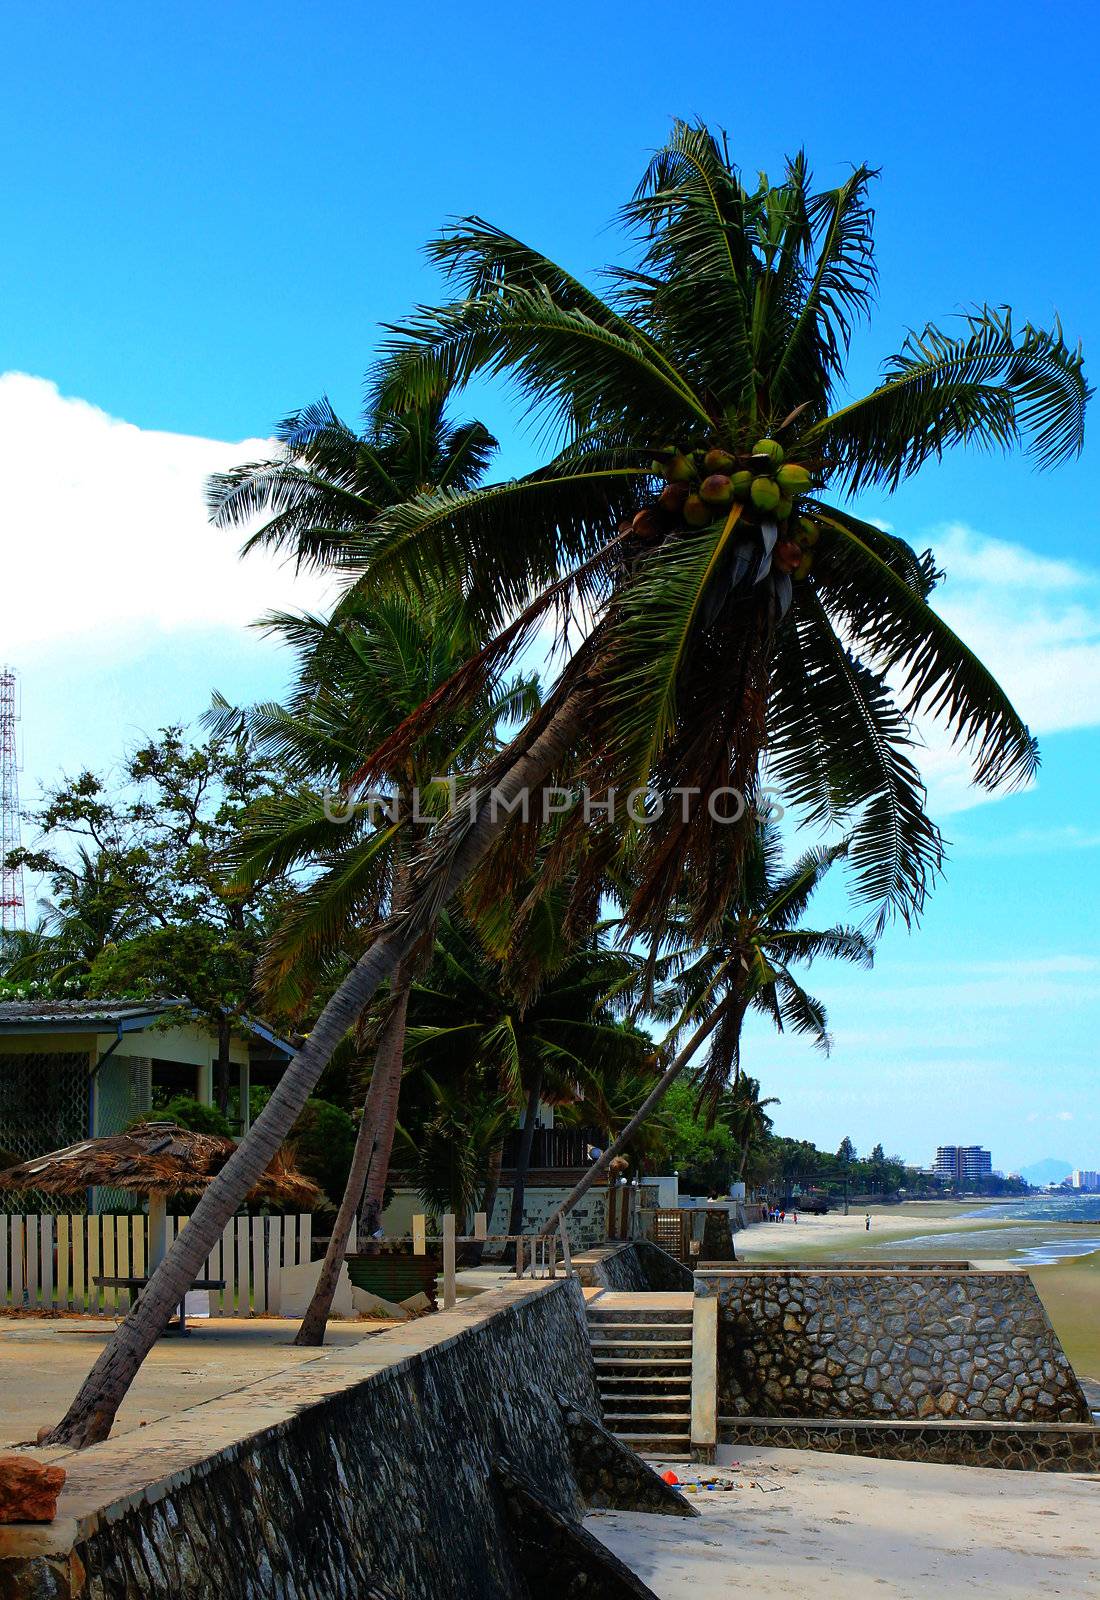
[50,128,1088,1445]
[206,394,533,1346]
[539,830,873,1233]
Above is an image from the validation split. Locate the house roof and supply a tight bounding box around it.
[0,997,295,1056]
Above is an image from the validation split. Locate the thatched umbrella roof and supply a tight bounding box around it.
[0,1121,322,1209]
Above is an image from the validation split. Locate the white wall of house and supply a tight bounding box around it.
[380,1182,612,1248]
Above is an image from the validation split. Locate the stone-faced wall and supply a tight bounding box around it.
[2,1282,682,1600]
[699,1269,1089,1423]
[578,1240,694,1293]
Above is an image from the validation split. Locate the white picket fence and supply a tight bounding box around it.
[0,1212,312,1316]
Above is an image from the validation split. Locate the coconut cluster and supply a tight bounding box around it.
[631,440,822,581]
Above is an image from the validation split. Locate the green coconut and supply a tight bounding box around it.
[750,476,781,512]
[683,493,711,527]
[700,473,734,505]
[704,447,737,474]
[752,438,785,464]
[798,517,820,547]
[776,462,812,493]
[731,470,754,499]
[794,553,814,580]
[776,495,794,520]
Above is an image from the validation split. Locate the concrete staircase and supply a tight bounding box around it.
[587,1298,694,1460]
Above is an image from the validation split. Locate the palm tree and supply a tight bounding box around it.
[403,909,650,1245]
[206,394,534,1346]
[539,831,873,1234]
[49,127,1088,1445]
[0,847,148,991]
[725,1075,779,1182]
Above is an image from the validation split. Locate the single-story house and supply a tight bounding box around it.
[0,997,294,1209]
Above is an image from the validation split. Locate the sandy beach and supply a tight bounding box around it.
[588,1445,1100,1598]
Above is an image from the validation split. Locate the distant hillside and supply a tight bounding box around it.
[1019,1157,1073,1186]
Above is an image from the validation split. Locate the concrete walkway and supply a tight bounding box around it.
[0,1315,396,1447]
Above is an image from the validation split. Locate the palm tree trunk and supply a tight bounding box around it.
[354,973,413,1245]
[215,1016,232,1118]
[506,1070,543,1248]
[47,689,585,1447]
[476,1140,504,1261]
[537,1001,732,1241]
[293,972,412,1346]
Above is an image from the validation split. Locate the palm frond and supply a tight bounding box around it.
[807,306,1089,489]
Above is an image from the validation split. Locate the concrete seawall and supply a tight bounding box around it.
[0,1265,686,1600]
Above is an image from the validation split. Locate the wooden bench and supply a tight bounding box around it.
[93,1275,226,1335]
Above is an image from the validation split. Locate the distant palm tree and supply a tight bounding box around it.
[51,127,1088,1446]
[404,909,650,1244]
[724,1075,779,1181]
[541,830,873,1232]
[0,847,148,990]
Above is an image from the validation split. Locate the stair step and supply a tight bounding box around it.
[588,1312,693,1324]
[591,1344,687,1356]
[596,1375,692,1386]
[610,1440,687,1452]
[593,1356,693,1367]
[587,1322,694,1334]
[604,1413,691,1424]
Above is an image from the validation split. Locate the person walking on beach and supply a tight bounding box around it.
[865,1213,871,1231]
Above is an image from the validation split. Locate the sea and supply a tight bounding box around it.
[867,1194,1100,1267]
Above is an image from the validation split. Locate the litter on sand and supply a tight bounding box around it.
[659,1470,784,1495]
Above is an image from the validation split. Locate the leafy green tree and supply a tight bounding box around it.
[284,1098,357,1207]
[837,1136,856,1164]
[9,728,291,1114]
[136,1097,232,1137]
[653,1079,738,1195]
[51,126,1089,1446]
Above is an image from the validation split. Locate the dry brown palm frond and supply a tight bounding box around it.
[0,1122,323,1209]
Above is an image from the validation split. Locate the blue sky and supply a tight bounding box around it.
[2,0,1098,1172]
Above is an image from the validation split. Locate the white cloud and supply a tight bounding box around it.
[0,373,331,654]
[897,522,1100,815]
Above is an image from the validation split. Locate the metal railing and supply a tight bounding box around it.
[406,1211,575,1309]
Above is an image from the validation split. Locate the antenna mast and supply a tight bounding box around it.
[0,667,25,933]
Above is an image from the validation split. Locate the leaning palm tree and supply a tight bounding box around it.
[50,126,1087,1445]
[205,380,528,1345]
[539,829,873,1234]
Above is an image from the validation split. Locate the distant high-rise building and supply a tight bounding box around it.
[1071,1169,1100,1193]
[934,1145,993,1186]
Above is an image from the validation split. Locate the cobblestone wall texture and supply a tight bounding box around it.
[699,1269,1090,1423]
[720,1418,1100,1473]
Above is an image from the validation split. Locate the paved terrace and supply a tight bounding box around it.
[0,1275,572,1576]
